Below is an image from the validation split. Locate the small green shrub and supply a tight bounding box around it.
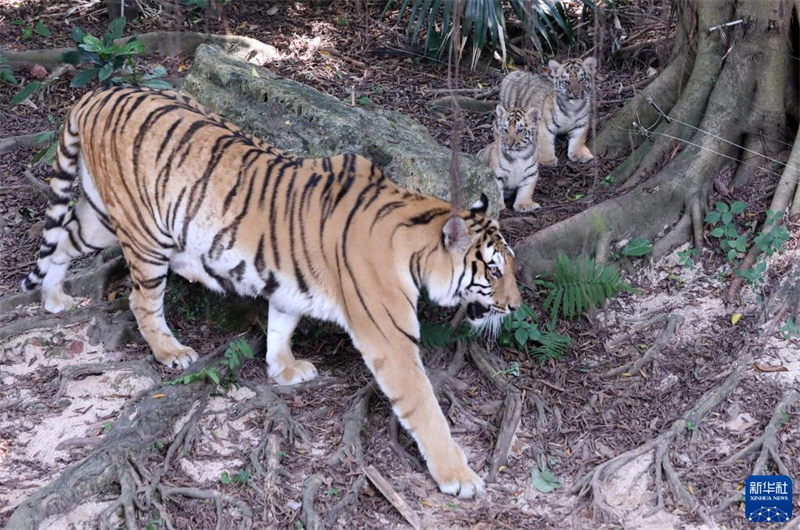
[621,238,653,257]
[498,303,571,363]
[166,338,254,388]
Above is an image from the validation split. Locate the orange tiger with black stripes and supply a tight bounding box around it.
[481,57,596,212]
[22,86,521,498]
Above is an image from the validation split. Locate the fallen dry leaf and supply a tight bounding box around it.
[753,363,788,372]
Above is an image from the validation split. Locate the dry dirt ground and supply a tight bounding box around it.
[1,1,800,529]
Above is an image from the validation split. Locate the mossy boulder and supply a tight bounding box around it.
[182,43,497,213]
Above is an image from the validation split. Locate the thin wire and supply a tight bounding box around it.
[643,98,800,175]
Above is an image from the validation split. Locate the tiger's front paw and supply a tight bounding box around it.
[269,360,318,385]
[513,201,541,213]
[431,450,486,499]
[154,345,199,370]
[568,147,594,163]
[539,155,558,166]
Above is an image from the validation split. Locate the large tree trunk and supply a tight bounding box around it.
[515,0,799,281]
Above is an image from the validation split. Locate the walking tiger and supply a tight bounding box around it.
[21,87,522,497]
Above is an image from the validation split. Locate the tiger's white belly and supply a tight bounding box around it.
[168,251,344,326]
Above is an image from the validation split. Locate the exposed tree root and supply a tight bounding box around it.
[0,298,129,342]
[300,474,323,530]
[605,313,684,377]
[0,251,127,315]
[715,389,800,512]
[233,379,308,525]
[326,475,366,527]
[573,356,749,521]
[5,332,264,529]
[0,131,53,155]
[327,381,375,467]
[55,360,161,401]
[466,343,528,482]
[3,32,280,71]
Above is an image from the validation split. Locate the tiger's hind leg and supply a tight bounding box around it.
[124,257,199,369]
[265,305,318,385]
[28,195,119,313]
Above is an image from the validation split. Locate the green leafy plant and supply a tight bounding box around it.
[0,53,17,84]
[705,200,748,261]
[498,303,571,363]
[62,18,170,89]
[166,338,253,388]
[530,462,560,493]
[540,254,633,322]
[677,247,698,268]
[780,318,799,340]
[220,470,232,484]
[381,0,595,68]
[621,238,653,257]
[233,469,250,484]
[494,360,520,377]
[753,210,789,257]
[419,321,472,348]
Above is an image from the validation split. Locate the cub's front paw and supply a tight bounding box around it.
[269,360,318,385]
[539,155,558,166]
[154,345,199,369]
[568,148,594,163]
[513,201,541,213]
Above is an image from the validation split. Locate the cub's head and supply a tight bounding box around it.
[494,104,540,154]
[431,194,522,336]
[549,57,596,100]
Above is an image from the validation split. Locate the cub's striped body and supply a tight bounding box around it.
[482,58,596,212]
[22,87,521,498]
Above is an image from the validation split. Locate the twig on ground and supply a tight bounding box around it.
[716,389,799,512]
[0,131,53,155]
[574,355,749,520]
[486,385,523,482]
[327,381,375,467]
[363,465,421,530]
[300,474,323,530]
[605,313,684,377]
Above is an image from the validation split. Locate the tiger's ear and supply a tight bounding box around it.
[469,193,489,215]
[526,107,541,123]
[495,104,507,121]
[442,215,471,253]
[547,59,561,79]
[582,56,597,76]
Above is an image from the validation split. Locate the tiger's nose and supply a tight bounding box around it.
[508,304,519,313]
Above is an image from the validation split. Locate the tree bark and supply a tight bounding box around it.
[515,0,799,278]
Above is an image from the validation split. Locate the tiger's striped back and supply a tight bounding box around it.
[22,86,521,499]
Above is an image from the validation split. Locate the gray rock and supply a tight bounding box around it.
[182,43,497,214]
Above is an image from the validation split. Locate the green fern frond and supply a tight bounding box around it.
[542,254,633,322]
[0,52,18,85]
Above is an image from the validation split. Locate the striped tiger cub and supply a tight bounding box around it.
[503,57,597,166]
[481,57,596,212]
[21,87,522,498]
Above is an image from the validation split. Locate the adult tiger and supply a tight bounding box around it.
[21,87,522,498]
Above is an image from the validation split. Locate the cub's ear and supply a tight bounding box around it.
[469,193,489,215]
[547,59,561,79]
[526,107,541,122]
[582,56,597,75]
[442,215,471,253]
[495,104,507,121]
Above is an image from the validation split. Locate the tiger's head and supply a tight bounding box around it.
[494,104,540,154]
[428,194,522,337]
[549,57,597,100]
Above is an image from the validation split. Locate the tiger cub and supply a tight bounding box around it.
[478,103,542,212]
[502,57,597,166]
[21,87,522,498]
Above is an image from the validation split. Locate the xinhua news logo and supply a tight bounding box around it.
[744,475,792,523]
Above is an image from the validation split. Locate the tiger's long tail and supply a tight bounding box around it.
[20,112,82,292]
